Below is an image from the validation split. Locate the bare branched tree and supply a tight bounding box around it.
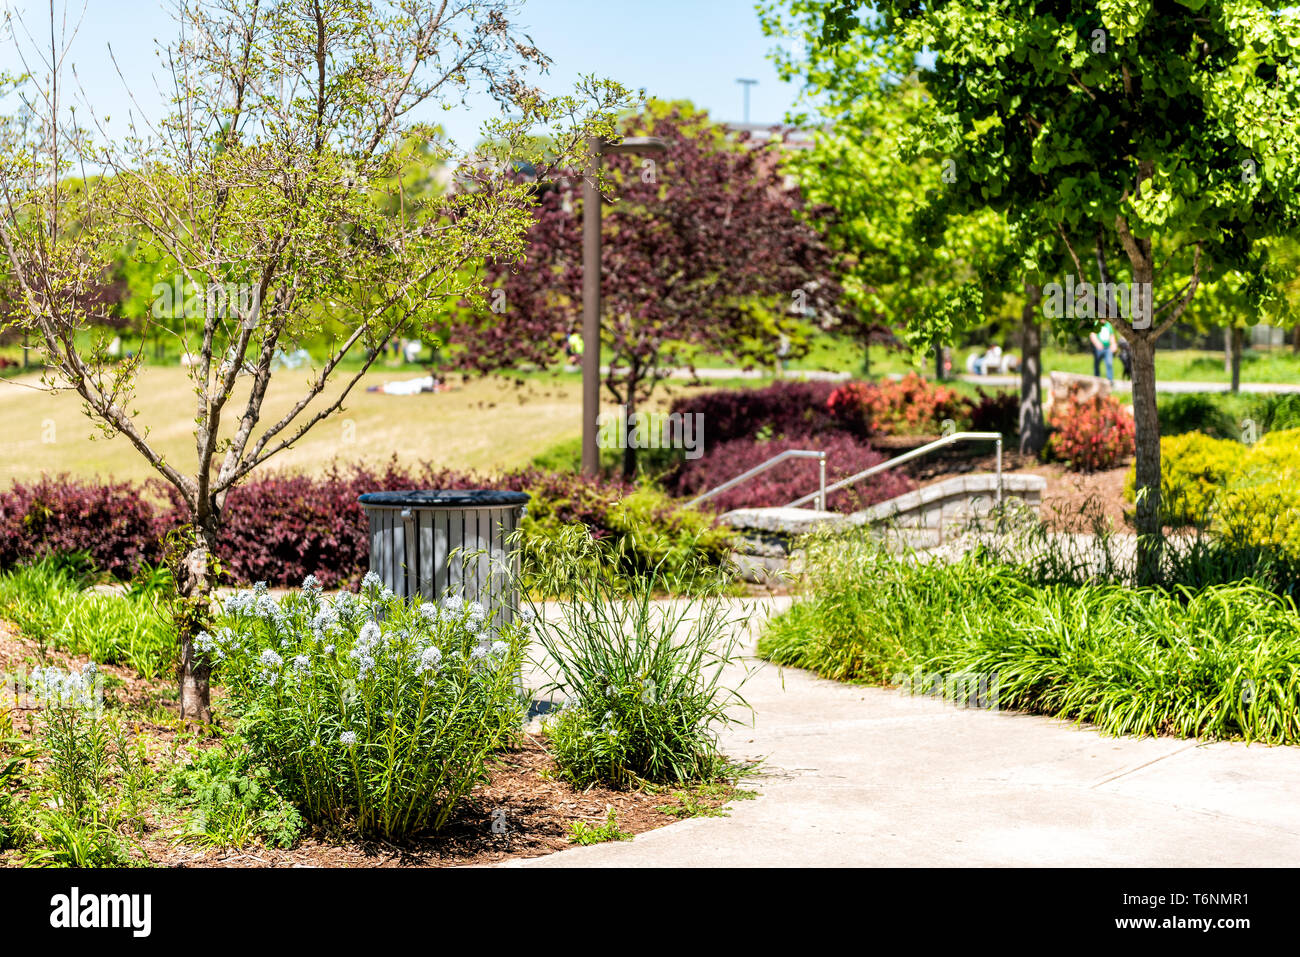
[0,0,633,722]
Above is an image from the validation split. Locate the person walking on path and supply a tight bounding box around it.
[1090,320,1116,384]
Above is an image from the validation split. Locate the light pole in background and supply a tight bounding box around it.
[736,78,758,124]
[581,135,667,477]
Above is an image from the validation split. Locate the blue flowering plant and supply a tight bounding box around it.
[199,573,526,839]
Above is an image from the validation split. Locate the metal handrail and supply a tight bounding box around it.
[785,431,1003,509]
[687,449,828,510]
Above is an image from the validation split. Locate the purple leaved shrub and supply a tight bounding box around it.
[664,433,912,514]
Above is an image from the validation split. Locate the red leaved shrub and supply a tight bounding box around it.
[665,433,913,514]
[0,462,643,588]
[667,379,840,444]
[828,373,973,437]
[0,475,168,578]
[167,461,638,588]
[969,387,1020,439]
[1046,395,1135,472]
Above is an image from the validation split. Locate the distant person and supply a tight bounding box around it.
[966,344,1003,375]
[1090,320,1115,384]
[564,329,583,364]
[1118,338,1132,380]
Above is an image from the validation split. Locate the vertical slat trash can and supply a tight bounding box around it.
[357,490,529,630]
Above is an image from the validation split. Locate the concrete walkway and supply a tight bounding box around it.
[512,597,1300,867]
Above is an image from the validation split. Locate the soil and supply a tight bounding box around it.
[901,444,1134,533]
[126,735,703,869]
[0,622,740,869]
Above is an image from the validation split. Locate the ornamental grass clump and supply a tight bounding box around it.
[203,574,526,839]
[524,526,754,788]
[761,529,1300,744]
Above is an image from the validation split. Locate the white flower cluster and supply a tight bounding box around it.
[350,620,384,678]
[222,582,283,625]
[211,578,517,693]
[258,648,284,685]
[415,645,443,681]
[360,571,396,603]
[331,590,363,627]
[194,626,239,663]
[28,662,100,710]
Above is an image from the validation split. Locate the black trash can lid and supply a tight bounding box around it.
[358,489,530,508]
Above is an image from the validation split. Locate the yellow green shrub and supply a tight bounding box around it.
[1127,427,1300,557]
[1124,432,1245,525]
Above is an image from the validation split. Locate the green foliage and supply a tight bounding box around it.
[761,531,1300,744]
[0,560,176,680]
[1124,427,1300,541]
[0,709,36,850]
[1157,391,1300,441]
[567,807,633,845]
[22,808,136,868]
[529,431,687,480]
[520,484,734,596]
[1157,393,1247,440]
[603,489,735,580]
[1250,393,1300,434]
[765,0,1300,565]
[527,527,752,788]
[1125,432,1246,525]
[654,783,755,819]
[206,577,526,839]
[16,681,153,865]
[39,701,112,819]
[167,737,305,849]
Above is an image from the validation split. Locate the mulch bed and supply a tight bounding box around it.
[126,736,690,869]
[0,621,723,869]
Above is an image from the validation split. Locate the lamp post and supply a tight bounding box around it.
[736,78,758,124]
[581,135,667,477]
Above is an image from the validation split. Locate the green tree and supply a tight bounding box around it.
[0,0,632,722]
[758,26,1065,452]
[768,1,1300,580]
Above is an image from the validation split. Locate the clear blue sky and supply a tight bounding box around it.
[0,0,807,148]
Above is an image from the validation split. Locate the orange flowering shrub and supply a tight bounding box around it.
[1046,395,1135,471]
[827,373,973,437]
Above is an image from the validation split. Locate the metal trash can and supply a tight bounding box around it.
[358,490,529,628]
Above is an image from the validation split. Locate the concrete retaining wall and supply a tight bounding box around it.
[721,473,1046,583]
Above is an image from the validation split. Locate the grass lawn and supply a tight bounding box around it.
[0,364,739,485]
[0,365,584,485]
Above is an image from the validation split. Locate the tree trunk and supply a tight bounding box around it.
[173,524,217,724]
[934,340,944,381]
[1230,326,1244,394]
[1128,332,1162,584]
[1019,284,1046,456]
